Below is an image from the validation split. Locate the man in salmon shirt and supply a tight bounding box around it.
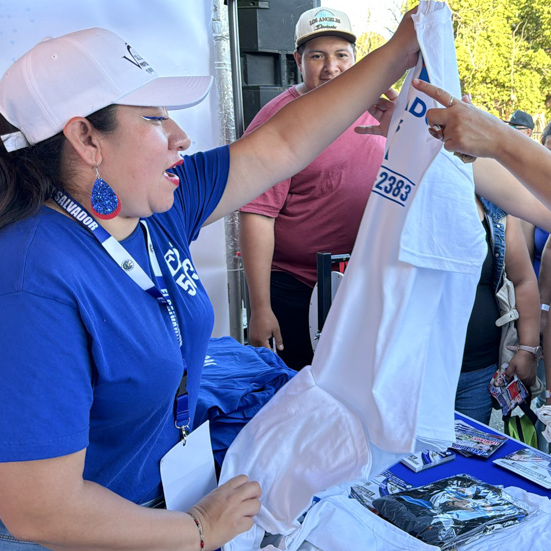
[240,7,387,370]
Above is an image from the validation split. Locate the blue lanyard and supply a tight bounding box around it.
[52,191,190,434]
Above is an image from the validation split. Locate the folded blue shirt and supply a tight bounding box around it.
[196,337,296,465]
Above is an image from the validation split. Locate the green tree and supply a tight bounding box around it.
[452,0,551,123]
[399,0,551,128]
[356,31,387,61]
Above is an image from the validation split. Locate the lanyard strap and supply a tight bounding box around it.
[176,371,190,440]
[52,191,190,432]
[140,221,182,347]
[52,191,182,346]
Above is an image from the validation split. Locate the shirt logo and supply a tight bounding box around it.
[204,355,217,367]
[164,246,200,296]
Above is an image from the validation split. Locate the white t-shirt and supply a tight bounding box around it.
[312,0,486,454]
[220,2,487,546]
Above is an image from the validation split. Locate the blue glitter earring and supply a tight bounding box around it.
[90,167,121,220]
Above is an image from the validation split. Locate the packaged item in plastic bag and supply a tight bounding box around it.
[372,474,529,550]
[350,470,413,509]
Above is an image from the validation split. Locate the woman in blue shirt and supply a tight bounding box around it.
[0,15,420,551]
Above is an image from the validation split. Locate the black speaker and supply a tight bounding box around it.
[241,51,300,87]
[238,0,314,126]
[242,86,287,127]
[238,0,314,53]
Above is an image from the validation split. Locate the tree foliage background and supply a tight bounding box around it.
[356,0,551,133]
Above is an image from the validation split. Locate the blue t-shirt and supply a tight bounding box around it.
[0,146,229,504]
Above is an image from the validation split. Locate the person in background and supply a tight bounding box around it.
[515,114,546,279]
[535,235,551,450]
[541,120,551,150]
[518,220,548,278]
[537,121,551,350]
[411,78,551,424]
[456,196,540,425]
[0,12,419,551]
[537,122,551,443]
[505,109,535,137]
[541,247,551,409]
[239,7,389,370]
[535,121,551,411]
[514,122,551,448]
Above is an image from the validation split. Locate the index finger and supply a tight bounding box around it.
[354,125,384,136]
[411,79,452,107]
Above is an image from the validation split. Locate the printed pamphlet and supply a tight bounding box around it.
[494,447,551,489]
[488,364,530,417]
[451,420,507,458]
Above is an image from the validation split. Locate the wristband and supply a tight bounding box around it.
[188,512,205,549]
[507,344,543,361]
[542,304,550,312]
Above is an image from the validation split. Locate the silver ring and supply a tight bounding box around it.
[448,94,454,107]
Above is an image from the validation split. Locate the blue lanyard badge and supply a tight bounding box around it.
[52,191,190,433]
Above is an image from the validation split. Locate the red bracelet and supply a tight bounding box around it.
[188,512,205,549]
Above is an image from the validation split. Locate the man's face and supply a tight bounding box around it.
[294,35,355,92]
[516,126,533,137]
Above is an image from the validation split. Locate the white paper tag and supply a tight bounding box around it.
[160,420,217,511]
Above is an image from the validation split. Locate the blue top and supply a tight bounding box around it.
[533,226,549,278]
[0,146,229,505]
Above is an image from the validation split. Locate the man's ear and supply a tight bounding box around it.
[293,50,303,74]
[63,117,102,167]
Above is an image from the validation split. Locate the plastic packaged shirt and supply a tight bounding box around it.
[371,474,529,550]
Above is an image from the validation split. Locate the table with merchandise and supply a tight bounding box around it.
[388,412,551,497]
[350,412,551,550]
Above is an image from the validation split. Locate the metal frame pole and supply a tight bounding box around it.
[222,0,246,342]
[227,0,245,139]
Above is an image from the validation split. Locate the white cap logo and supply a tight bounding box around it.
[122,44,155,75]
[309,9,340,31]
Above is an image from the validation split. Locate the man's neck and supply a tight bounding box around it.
[295,82,310,95]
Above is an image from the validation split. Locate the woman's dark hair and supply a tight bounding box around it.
[541,121,551,147]
[0,104,118,230]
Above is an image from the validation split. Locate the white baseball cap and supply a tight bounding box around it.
[295,7,356,49]
[0,27,213,150]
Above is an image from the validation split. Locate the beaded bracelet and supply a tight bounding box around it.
[188,512,205,549]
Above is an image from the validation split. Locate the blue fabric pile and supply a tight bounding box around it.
[196,336,296,466]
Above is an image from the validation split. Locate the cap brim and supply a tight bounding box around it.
[296,31,356,49]
[116,75,213,110]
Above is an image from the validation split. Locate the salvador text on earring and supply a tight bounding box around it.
[90,167,121,220]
